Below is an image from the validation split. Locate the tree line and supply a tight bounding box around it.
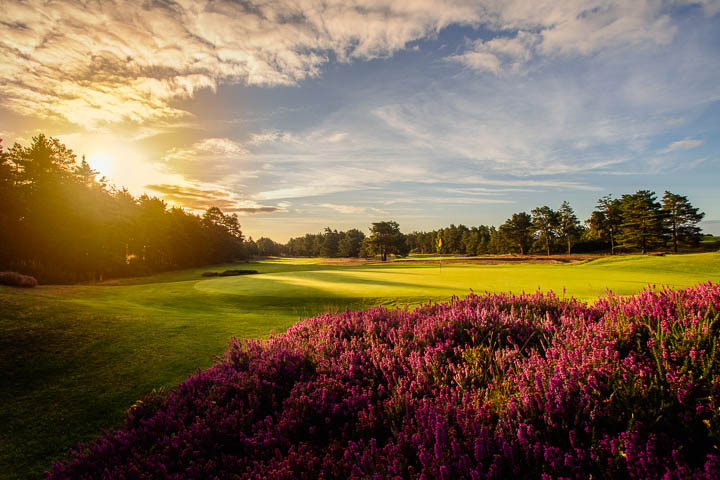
[282,193,705,258]
[1,135,248,282]
[1,135,708,281]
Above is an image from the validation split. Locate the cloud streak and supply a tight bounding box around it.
[657,138,704,154]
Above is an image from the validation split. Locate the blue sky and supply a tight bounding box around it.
[1,0,719,240]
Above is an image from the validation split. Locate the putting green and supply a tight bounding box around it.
[196,253,720,301]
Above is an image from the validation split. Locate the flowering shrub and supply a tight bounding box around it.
[0,271,38,287]
[49,283,720,479]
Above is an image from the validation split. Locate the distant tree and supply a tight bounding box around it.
[367,221,406,261]
[662,191,704,253]
[256,237,283,256]
[619,190,666,254]
[558,201,582,254]
[499,212,533,255]
[338,228,365,257]
[321,227,342,257]
[531,206,559,256]
[588,195,623,254]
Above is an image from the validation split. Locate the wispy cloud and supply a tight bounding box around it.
[657,138,704,154]
[145,183,282,214]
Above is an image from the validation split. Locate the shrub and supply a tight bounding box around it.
[202,270,258,278]
[0,271,38,287]
[219,269,259,276]
[49,283,720,479]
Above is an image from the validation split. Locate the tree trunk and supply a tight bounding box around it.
[546,237,550,256]
[673,224,678,253]
[642,236,647,254]
[610,229,615,255]
[567,238,571,254]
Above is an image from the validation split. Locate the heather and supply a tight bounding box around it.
[49,282,720,479]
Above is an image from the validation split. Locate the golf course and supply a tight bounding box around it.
[2,252,720,479]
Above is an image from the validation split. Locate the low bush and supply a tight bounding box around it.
[219,269,259,276]
[49,283,720,479]
[0,271,38,288]
[201,270,258,278]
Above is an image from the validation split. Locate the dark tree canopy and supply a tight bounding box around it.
[0,135,248,282]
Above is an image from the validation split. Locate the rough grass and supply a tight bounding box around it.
[1,253,719,479]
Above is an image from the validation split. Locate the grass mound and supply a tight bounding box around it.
[49,283,720,479]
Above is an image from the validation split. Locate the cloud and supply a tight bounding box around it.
[657,138,704,154]
[449,31,538,74]
[146,183,281,214]
[4,1,707,128]
[318,203,367,214]
[450,1,681,74]
[0,0,482,128]
[159,137,251,183]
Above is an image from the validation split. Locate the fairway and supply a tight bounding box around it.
[2,253,720,479]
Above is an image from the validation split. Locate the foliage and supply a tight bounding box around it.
[500,212,534,255]
[49,282,720,479]
[588,194,623,254]
[557,200,583,254]
[366,221,408,261]
[618,190,666,254]
[0,136,247,282]
[286,229,366,258]
[0,271,38,287]
[662,191,705,253]
[531,206,559,256]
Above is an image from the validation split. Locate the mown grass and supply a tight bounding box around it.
[1,253,719,479]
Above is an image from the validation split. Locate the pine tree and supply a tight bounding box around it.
[558,201,582,254]
[589,195,623,254]
[531,206,559,256]
[499,212,533,255]
[662,191,704,253]
[619,190,666,254]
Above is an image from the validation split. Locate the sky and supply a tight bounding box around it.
[2,0,719,242]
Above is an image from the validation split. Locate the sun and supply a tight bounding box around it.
[86,152,113,178]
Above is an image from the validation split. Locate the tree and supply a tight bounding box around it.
[367,221,406,261]
[321,227,342,257]
[618,190,665,254]
[558,201,582,254]
[338,229,365,257]
[662,191,704,253]
[531,206,559,256]
[499,212,533,255]
[588,195,623,254]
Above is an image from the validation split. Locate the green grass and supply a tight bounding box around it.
[1,253,719,479]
